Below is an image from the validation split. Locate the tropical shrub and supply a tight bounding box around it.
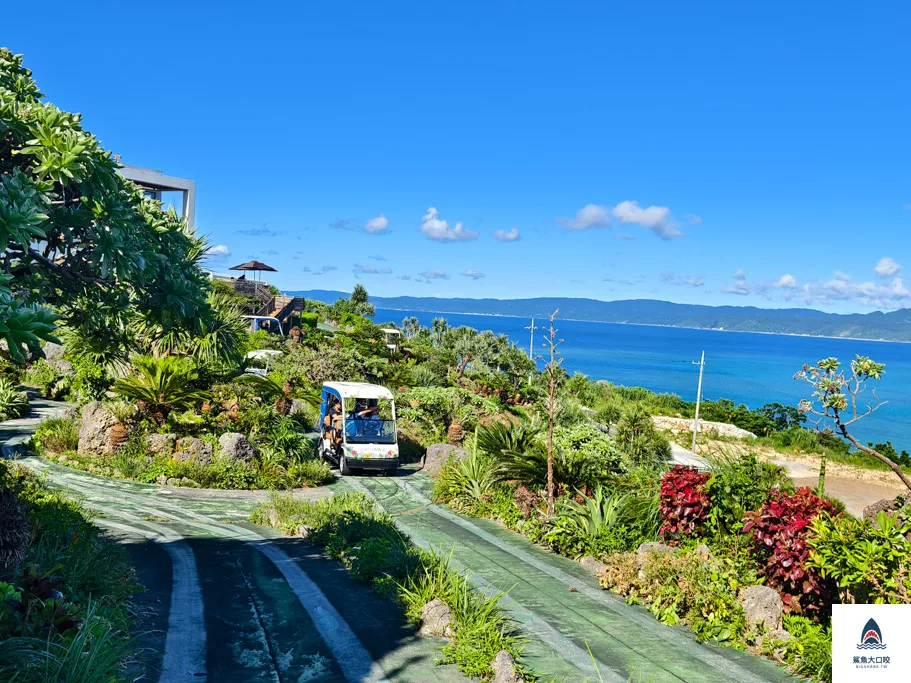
[544,488,631,558]
[742,488,840,616]
[808,510,911,604]
[766,615,832,683]
[659,466,711,539]
[600,547,756,643]
[0,377,28,420]
[286,459,333,487]
[24,360,65,399]
[704,452,792,536]
[33,417,79,453]
[476,420,541,459]
[434,449,500,512]
[0,461,136,682]
[112,355,208,423]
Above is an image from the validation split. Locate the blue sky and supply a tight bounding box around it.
[7,2,911,312]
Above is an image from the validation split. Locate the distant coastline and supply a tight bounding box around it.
[374,307,910,345]
[291,289,911,344]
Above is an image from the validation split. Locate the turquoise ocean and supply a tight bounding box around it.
[376,308,911,451]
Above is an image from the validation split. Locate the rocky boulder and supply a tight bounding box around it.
[636,541,673,577]
[289,399,311,416]
[218,432,256,462]
[147,433,177,456]
[43,342,65,363]
[863,498,902,526]
[418,599,453,639]
[491,651,522,683]
[77,402,119,457]
[422,444,466,478]
[738,585,783,631]
[173,437,214,466]
[580,556,608,576]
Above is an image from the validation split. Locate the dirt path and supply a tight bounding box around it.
[17,457,469,683]
[350,473,792,683]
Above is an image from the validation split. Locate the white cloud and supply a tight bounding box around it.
[557,204,611,230]
[208,244,230,257]
[662,271,704,287]
[612,200,682,239]
[801,273,910,308]
[369,254,387,261]
[875,257,902,278]
[420,207,478,242]
[684,214,703,225]
[353,264,392,276]
[493,227,521,242]
[363,214,390,234]
[462,269,485,280]
[778,274,798,289]
[723,269,750,295]
[420,269,449,280]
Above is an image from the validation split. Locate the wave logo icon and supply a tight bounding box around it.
[857,618,887,650]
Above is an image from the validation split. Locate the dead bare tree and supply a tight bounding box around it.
[542,309,563,514]
[795,355,911,493]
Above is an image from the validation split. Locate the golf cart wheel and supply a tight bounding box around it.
[339,454,351,476]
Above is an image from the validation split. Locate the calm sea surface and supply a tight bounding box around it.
[376,308,911,451]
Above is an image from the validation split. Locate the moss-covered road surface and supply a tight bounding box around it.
[18,457,792,682]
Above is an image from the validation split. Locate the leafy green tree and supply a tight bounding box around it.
[796,355,911,492]
[0,49,211,362]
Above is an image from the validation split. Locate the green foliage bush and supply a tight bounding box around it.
[704,452,793,536]
[600,547,756,643]
[0,377,28,420]
[33,417,78,453]
[0,461,136,682]
[808,510,911,604]
[767,615,832,683]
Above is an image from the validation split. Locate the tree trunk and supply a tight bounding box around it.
[840,426,911,492]
[546,361,556,515]
[817,451,827,495]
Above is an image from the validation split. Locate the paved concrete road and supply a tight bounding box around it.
[349,472,792,683]
[17,458,469,683]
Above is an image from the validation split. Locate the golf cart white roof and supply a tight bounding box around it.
[323,382,394,400]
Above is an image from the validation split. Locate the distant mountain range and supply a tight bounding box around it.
[287,289,911,342]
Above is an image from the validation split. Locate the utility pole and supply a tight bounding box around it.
[692,350,705,452]
[524,317,539,360]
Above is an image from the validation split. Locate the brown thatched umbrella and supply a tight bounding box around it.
[229,260,278,281]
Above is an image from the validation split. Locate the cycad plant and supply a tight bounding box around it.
[476,420,541,458]
[112,355,208,424]
[238,373,320,416]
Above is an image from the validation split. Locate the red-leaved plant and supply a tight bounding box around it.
[659,465,712,538]
[742,487,840,616]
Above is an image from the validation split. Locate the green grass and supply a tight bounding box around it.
[252,492,530,680]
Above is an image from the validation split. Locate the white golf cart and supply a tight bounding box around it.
[318,382,399,476]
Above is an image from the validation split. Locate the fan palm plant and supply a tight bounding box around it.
[112,355,208,423]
